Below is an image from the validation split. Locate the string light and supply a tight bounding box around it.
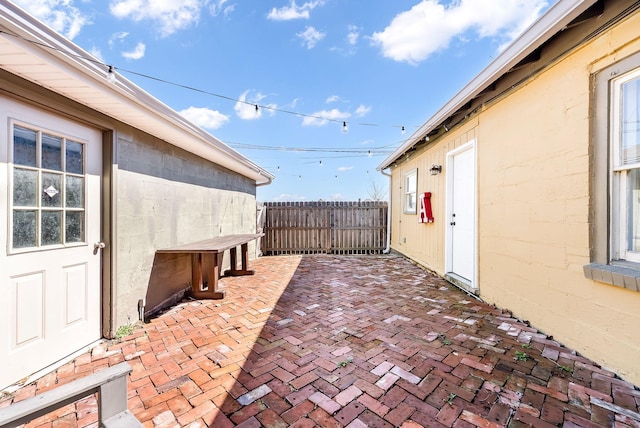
[0,29,425,134]
[401,126,405,135]
[107,65,116,84]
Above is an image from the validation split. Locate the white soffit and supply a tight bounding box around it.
[377,0,598,171]
[0,2,273,185]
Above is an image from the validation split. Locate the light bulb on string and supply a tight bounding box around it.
[401,126,405,135]
[107,65,117,84]
[342,122,348,133]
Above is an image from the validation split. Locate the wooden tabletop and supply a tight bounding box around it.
[157,233,263,254]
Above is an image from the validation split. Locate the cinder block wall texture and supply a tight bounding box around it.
[115,127,257,326]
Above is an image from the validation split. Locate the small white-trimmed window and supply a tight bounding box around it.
[404,169,417,214]
[611,68,640,262]
[586,51,640,290]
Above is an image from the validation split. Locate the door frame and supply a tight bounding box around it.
[444,139,478,293]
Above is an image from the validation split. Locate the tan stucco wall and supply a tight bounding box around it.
[389,9,640,383]
[114,128,258,327]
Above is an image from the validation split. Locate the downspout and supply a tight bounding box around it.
[381,168,392,254]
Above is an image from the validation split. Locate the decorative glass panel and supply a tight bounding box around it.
[41,211,62,245]
[41,173,62,208]
[13,126,37,167]
[42,133,62,171]
[66,141,84,174]
[621,77,640,165]
[65,211,84,243]
[13,168,38,206]
[13,210,37,248]
[66,176,84,208]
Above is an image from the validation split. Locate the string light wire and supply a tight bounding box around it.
[0,29,420,133]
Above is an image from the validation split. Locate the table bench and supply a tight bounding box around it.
[157,233,263,300]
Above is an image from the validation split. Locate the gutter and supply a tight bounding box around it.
[0,1,274,186]
[377,0,597,172]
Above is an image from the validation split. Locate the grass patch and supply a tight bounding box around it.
[115,323,135,340]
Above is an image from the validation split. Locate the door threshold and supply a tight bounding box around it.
[444,273,479,297]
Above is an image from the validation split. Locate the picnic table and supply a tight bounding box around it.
[157,233,263,299]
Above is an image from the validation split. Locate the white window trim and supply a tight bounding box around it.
[403,169,417,214]
[586,50,640,292]
[610,68,640,263]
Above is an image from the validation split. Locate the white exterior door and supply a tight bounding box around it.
[446,142,476,287]
[0,99,102,389]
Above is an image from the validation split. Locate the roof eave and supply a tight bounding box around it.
[0,2,274,186]
[377,0,598,171]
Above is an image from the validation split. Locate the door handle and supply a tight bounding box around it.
[94,242,106,250]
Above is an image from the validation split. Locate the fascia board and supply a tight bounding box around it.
[0,2,273,185]
[377,0,597,171]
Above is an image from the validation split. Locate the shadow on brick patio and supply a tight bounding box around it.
[2,254,639,427]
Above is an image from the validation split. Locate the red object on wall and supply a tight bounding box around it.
[419,192,434,223]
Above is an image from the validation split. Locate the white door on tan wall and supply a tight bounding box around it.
[0,103,102,390]
[446,142,476,288]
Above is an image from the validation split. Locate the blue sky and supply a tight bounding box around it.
[11,0,552,202]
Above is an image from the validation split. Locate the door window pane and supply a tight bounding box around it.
[42,133,63,171]
[66,211,84,243]
[13,168,38,206]
[41,173,62,208]
[42,211,62,246]
[13,210,37,248]
[66,141,84,174]
[13,126,37,167]
[66,176,84,208]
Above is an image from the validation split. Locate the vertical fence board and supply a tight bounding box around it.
[262,201,388,255]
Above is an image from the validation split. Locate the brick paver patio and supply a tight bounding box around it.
[2,254,639,427]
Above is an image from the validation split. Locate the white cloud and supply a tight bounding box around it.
[209,0,235,17]
[12,0,91,40]
[355,104,371,117]
[326,95,341,103]
[109,31,129,47]
[371,0,548,65]
[302,109,350,127]
[347,25,360,46]
[297,26,325,49]
[179,106,229,129]
[328,193,344,201]
[267,0,324,21]
[122,42,146,60]
[109,0,202,37]
[90,46,104,62]
[273,193,307,202]
[337,166,353,172]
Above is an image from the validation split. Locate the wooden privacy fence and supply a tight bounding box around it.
[260,201,388,255]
